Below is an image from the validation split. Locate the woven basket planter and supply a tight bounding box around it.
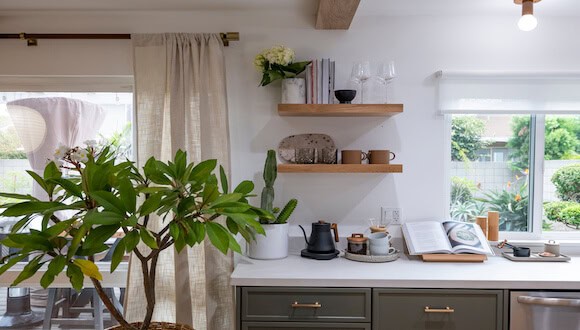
[107,322,194,330]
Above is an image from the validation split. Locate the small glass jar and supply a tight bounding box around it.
[347,233,368,255]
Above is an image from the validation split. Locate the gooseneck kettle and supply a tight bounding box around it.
[299,220,340,260]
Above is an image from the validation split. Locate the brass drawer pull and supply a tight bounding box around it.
[424,306,455,313]
[291,301,322,308]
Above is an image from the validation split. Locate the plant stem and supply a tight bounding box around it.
[91,277,136,330]
[140,250,159,330]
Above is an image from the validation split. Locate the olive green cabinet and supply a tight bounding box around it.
[373,289,504,330]
[237,287,503,330]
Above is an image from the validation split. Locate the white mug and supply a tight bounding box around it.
[369,232,396,256]
[544,240,560,257]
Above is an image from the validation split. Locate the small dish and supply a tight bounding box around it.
[538,251,556,257]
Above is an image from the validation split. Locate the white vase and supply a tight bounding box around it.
[248,223,289,260]
[281,78,306,104]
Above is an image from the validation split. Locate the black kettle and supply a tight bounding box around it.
[299,221,340,260]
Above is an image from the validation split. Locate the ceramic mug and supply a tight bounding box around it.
[368,150,396,164]
[341,150,367,164]
[368,232,396,256]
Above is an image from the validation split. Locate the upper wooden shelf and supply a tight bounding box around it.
[278,104,403,117]
[278,164,403,173]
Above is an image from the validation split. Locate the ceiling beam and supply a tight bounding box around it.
[315,0,361,30]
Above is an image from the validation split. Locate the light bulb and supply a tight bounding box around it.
[518,14,538,31]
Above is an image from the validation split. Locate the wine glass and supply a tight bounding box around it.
[351,61,372,103]
[377,60,397,103]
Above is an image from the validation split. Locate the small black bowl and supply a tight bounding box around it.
[334,89,357,104]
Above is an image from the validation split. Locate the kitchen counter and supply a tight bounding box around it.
[231,252,580,290]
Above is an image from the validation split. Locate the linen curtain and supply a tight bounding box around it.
[126,33,232,330]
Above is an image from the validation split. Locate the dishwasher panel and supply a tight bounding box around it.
[510,291,580,330]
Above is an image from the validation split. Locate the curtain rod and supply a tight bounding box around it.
[0,32,240,46]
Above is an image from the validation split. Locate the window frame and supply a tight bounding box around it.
[444,113,580,241]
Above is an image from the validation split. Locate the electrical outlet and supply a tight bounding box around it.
[382,207,402,225]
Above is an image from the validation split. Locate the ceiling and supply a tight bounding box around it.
[0,0,579,17]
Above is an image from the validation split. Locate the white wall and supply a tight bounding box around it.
[1,11,579,236]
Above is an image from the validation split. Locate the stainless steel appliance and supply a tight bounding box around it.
[510,291,580,330]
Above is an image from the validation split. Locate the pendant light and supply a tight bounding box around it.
[515,0,541,31]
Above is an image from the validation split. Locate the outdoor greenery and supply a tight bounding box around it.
[544,201,576,222]
[477,181,529,232]
[0,144,267,330]
[451,116,487,161]
[0,171,32,204]
[0,112,26,159]
[552,164,580,203]
[508,116,580,170]
[561,205,580,228]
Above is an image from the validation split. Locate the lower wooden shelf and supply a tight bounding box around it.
[277,164,403,173]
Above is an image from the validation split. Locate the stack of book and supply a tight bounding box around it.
[305,58,336,104]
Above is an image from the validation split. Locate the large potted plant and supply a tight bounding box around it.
[0,143,266,330]
[248,150,297,260]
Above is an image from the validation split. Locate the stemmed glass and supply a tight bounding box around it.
[351,61,372,104]
[377,60,397,103]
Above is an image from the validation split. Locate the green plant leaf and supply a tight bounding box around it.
[226,217,239,234]
[233,181,254,195]
[0,254,27,276]
[8,232,51,251]
[83,225,120,249]
[208,193,243,208]
[139,228,158,249]
[117,178,137,213]
[206,222,230,254]
[73,259,103,280]
[189,159,217,183]
[1,201,65,217]
[83,211,124,226]
[124,230,140,253]
[26,170,47,193]
[43,161,62,180]
[169,222,180,241]
[40,256,67,288]
[12,255,44,286]
[228,233,242,254]
[44,219,76,238]
[66,263,84,291]
[139,193,162,217]
[110,239,126,273]
[219,166,228,193]
[67,225,89,259]
[0,193,39,201]
[89,191,126,214]
[50,178,83,198]
[143,157,172,185]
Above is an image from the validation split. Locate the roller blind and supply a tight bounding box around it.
[437,71,580,114]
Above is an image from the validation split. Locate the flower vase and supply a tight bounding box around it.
[281,78,306,104]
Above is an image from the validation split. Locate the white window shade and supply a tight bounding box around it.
[437,71,580,114]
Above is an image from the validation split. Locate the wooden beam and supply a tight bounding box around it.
[315,0,361,30]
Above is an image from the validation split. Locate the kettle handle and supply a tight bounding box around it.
[298,225,310,245]
[331,223,339,242]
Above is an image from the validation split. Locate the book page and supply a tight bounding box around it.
[403,221,452,255]
[442,221,493,255]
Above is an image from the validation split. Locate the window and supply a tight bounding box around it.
[0,91,133,205]
[440,71,580,239]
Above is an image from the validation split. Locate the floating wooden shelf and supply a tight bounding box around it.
[278,104,403,117]
[278,164,403,173]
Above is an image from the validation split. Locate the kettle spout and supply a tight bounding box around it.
[298,225,310,245]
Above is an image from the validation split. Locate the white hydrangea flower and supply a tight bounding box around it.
[71,149,89,163]
[259,45,295,66]
[53,144,70,160]
[84,139,98,147]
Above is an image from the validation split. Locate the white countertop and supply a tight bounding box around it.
[231,252,580,290]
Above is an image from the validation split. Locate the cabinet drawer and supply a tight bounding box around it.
[241,287,371,322]
[242,321,371,330]
[373,289,503,330]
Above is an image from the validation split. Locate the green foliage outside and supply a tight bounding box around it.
[544,201,576,222]
[561,205,580,228]
[0,145,267,330]
[551,164,580,203]
[0,171,32,204]
[451,116,487,161]
[0,113,26,159]
[508,116,580,170]
[477,179,529,232]
[451,176,477,204]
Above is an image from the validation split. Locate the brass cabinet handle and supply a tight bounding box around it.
[424,306,455,313]
[291,301,322,308]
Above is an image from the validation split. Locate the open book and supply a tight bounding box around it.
[403,221,494,255]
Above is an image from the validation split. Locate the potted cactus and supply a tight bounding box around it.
[248,150,297,259]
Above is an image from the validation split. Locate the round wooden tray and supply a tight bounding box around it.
[344,250,399,263]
